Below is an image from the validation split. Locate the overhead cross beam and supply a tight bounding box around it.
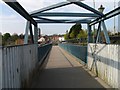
[33,16,64,23]
[67,0,103,16]
[30,2,72,15]
[90,6,120,25]
[33,16,91,23]
[3,0,37,26]
[35,19,90,24]
[31,12,99,17]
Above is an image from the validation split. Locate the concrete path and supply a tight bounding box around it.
[31,46,106,88]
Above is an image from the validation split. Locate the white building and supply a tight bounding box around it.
[59,37,65,42]
[38,36,45,43]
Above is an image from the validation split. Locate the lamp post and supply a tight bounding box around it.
[98,5,105,13]
[114,0,116,34]
[98,5,105,43]
[93,0,95,43]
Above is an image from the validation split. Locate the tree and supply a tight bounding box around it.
[3,33,11,41]
[64,33,69,40]
[77,30,87,39]
[2,33,11,45]
[11,33,19,41]
[19,34,24,39]
[69,23,82,39]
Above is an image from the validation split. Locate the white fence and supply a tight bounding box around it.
[87,43,119,88]
[1,44,38,88]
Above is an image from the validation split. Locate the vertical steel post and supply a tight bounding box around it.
[101,21,110,44]
[93,0,96,43]
[87,24,92,43]
[38,28,41,38]
[24,21,30,44]
[96,22,101,43]
[34,25,38,63]
[34,25,38,44]
[29,22,34,44]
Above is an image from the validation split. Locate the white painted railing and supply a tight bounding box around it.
[1,44,38,88]
[87,43,119,88]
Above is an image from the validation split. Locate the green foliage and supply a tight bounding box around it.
[11,34,19,42]
[64,23,82,40]
[69,23,82,39]
[3,33,11,41]
[77,30,87,39]
[2,33,23,46]
[70,31,75,39]
[2,33,11,45]
[64,33,69,40]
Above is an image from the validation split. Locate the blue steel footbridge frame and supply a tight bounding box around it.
[2,0,120,44]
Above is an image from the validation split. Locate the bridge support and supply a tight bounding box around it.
[94,21,110,44]
[24,21,30,44]
[87,24,92,43]
[95,22,101,43]
[101,21,110,44]
[24,21,38,44]
[34,26,38,44]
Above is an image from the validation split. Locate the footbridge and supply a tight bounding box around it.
[0,0,120,89]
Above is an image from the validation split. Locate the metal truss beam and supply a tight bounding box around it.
[95,22,101,43]
[24,21,30,44]
[32,12,99,17]
[87,24,92,43]
[36,19,90,23]
[90,6,120,25]
[30,2,72,15]
[67,0,103,16]
[3,0,37,26]
[33,16,65,23]
[34,16,92,23]
[101,21,110,44]
[29,22,34,44]
[34,26,38,44]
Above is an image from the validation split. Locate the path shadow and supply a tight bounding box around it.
[31,66,105,88]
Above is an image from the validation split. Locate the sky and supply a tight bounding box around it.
[0,0,120,35]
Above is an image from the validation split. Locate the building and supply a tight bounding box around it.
[15,39,24,45]
[59,36,65,42]
[38,36,45,44]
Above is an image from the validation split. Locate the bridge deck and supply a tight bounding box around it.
[31,46,105,88]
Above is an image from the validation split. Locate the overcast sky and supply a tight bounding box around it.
[0,0,120,35]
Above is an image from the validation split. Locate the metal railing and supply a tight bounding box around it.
[59,43,87,64]
[38,43,52,65]
[1,43,52,88]
[1,44,38,88]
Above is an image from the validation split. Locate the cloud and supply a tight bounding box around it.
[1,14,16,20]
[17,0,66,12]
[0,0,119,35]
[17,0,44,12]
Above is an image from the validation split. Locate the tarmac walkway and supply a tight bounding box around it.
[31,46,106,88]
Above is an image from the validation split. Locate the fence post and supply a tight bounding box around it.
[34,25,38,44]
[24,21,30,44]
[101,21,110,44]
[87,24,92,43]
